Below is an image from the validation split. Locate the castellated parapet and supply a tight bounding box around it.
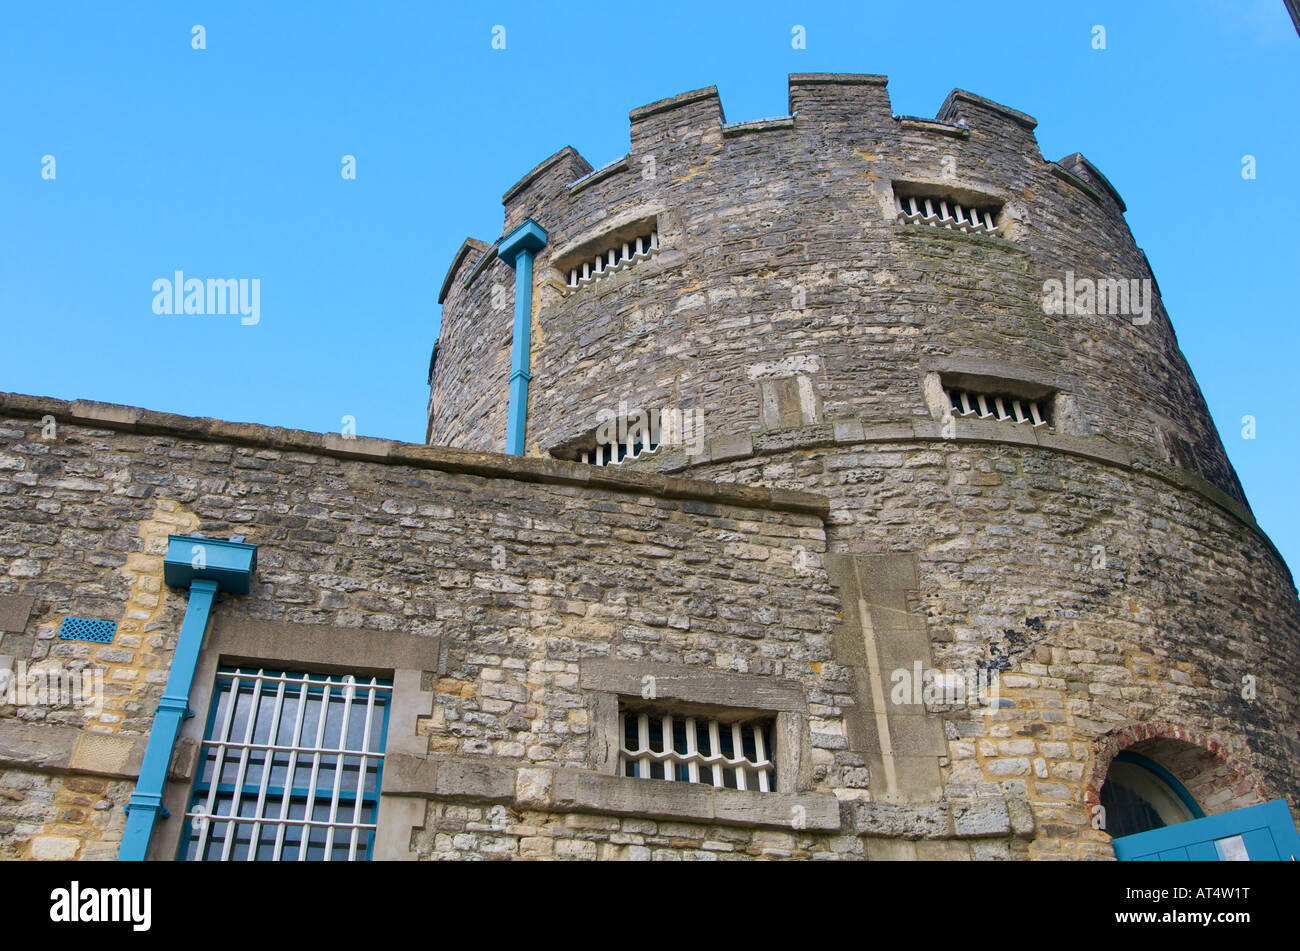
[428,74,1300,857]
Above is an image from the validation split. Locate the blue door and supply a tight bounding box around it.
[1112,799,1300,861]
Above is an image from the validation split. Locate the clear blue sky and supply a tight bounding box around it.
[3,1,1297,572]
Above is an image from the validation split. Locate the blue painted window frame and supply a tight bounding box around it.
[178,666,392,862]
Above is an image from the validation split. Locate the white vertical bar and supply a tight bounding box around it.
[959,391,973,415]
[245,674,287,860]
[638,713,651,779]
[994,396,1008,420]
[984,211,995,231]
[323,675,356,860]
[196,671,242,859]
[662,714,674,781]
[299,679,333,861]
[908,196,919,217]
[754,726,770,793]
[272,673,312,861]
[348,678,378,861]
[732,723,747,791]
[569,268,577,287]
[220,669,266,861]
[708,721,723,788]
[977,394,991,418]
[685,717,700,784]
[649,231,658,250]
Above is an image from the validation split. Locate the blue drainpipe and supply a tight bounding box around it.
[497,218,548,456]
[118,534,257,861]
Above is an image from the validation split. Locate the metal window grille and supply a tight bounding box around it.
[566,230,659,289]
[579,428,661,467]
[948,388,1049,428]
[58,617,117,643]
[896,193,1000,235]
[617,708,776,793]
[180,667,392,862]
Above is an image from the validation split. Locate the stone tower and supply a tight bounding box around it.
[429,74,1300,857]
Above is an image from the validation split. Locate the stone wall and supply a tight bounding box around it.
[3,394,1294,860]
[635,422,1299,858]
[428,74,1243,506]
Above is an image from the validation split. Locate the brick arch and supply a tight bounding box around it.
[1084,720,1267,813]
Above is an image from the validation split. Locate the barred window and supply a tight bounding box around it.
[895,190,1001,236]
[618,707,776,792]
[566,229,658,289]
[579,429,660,466]
[948,387,1050,428]
[180,667,391,862]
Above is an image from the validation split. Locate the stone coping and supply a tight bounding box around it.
[0,393,828,519]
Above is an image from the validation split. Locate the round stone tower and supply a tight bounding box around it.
[429,74,1300,858]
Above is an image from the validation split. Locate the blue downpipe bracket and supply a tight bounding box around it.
[497,219,548,456]
[118,535,257,860]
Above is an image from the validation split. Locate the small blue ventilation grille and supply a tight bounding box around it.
[58,617,117,643]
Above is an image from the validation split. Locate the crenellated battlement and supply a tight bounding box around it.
[486,74,1124,262]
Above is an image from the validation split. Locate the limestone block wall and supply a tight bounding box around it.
[429,74,1243,505]
[2,387,1294,860]
[636,421,1300,858]
[5,395,926,861]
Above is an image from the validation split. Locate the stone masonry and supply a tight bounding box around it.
[2,74,1297,862]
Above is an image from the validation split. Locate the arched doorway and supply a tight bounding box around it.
[1090,723,1297,861]
[1099,750,1204,837]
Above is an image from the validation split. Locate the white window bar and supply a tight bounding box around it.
[565,231,659,291]
[219,669,265,861]
[321,675,355,860]
[618,710,775,792]
[244,674,286,860]
[948,389,1051,429]
[896,193,1001,235]
[194,669,243,859]
[271,672,312,861]
[580,411,661,468]
[186,669,390,861]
